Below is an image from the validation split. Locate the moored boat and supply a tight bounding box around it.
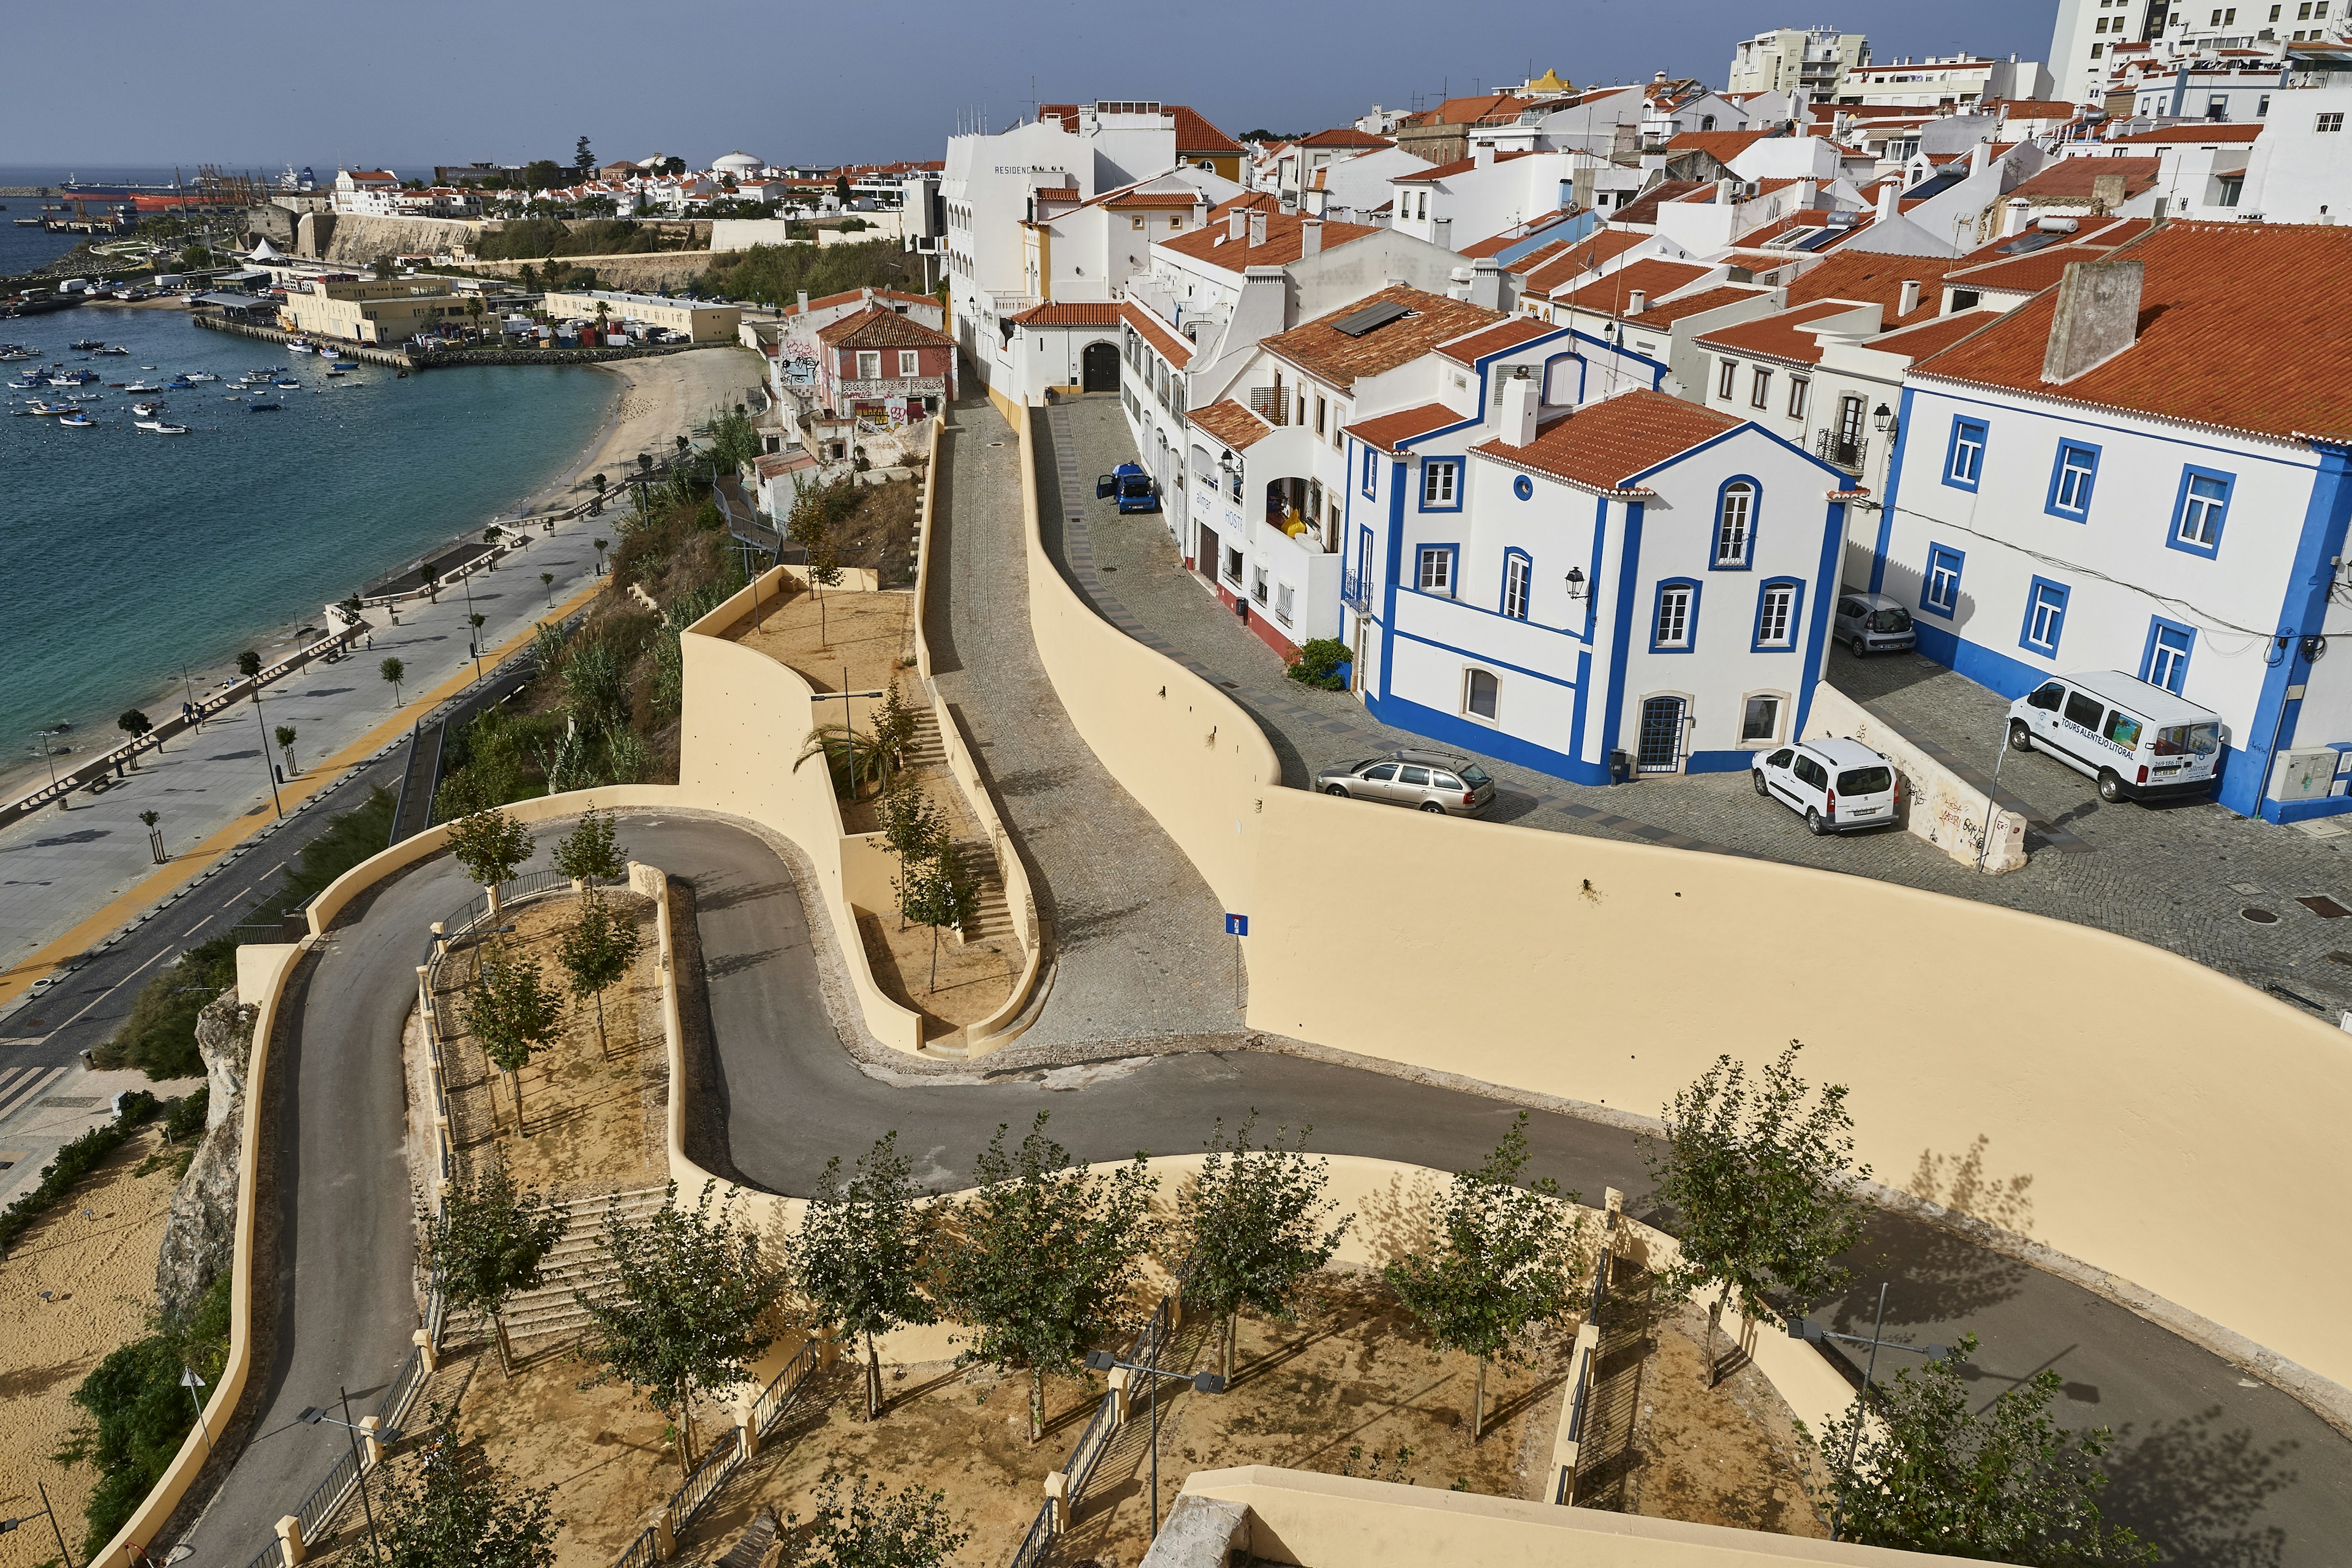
[58,411,96,427]
[246,401,282,412]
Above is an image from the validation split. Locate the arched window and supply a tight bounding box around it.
[1464,668,1500,722]
[1502,549,1532,619]
[1714,481,1755,568]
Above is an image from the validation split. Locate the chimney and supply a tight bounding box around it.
[1248,208,1268,246]
[1627,288,1649,315]
[1228,206,1248,241]
[861,285,875,304]
[2089,172,2126,214]
[1474,139,1496,170]
[1796,177,1818,208]
[1300,216,1323,258]
[1432,216,1452,249]
[1875,176,1901,223]
[1969,139,1991,176]
[796,289,809,314]
[1469,255,1503,309]
[1717,176,1740,205]
[2001,197,2030,237]
[1192,195,1209,228]
[2041,258,2144,384]
[1898,278,1921,316]
[1501,367,1539,446]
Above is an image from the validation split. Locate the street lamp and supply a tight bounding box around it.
[249,690,283,818]
[299,1391,400,1565]
[1872,402,1896,440]
[0,1480,78,1568]
[1563,566,1588,600]
[1083,1348,1224,1539]
[1787,1284,1948,1541]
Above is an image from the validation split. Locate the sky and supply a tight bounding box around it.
[1,0,2063,174]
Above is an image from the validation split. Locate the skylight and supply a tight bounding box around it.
[1334,300,1412,337]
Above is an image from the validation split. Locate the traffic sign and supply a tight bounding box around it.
[1224,913,1248,937]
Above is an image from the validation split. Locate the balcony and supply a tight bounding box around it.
[1341,569,1373,612]
[1814,426,1869,473]
[839,375,947,404]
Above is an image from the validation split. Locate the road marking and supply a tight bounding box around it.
[0,1065,72,1125]
[33,943,179,1043]
[183,914,216,936]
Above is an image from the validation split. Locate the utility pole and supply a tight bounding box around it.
[251,689,283,818]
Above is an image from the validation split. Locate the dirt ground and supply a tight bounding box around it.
[857,913,1016,1034]
[435,890,667,1199]
[729,582,915,699]
[0,1126,181,1568]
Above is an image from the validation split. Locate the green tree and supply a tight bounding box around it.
[540,570,556,606]
[236,649,262,679]
[892,846,973,992]
[575,1182,787,1477]
[464,944,563,1135]
[375,1408,561,1568]
[273,723,298,776]
[795,722,888,802]
[870,681,919,783]
[1383,1112,1583,1441]
[796,1133,938,1420]
[427,1151,568,1374]
[1796,1335,2155,1563]
[446,805,534,916]
[931,1114,1156,1443]
[116,708,153,750]
[573,135,595,176]
[786,481,845,644]
[553,806,627,897]
[382,655,406,704]
[1178,1114,1353,1381]
[876,772,948,886]
[592,536,609,574]
[1646,1042,1869,1385]
[558,890,641,1058]
[801,1474,969,1568]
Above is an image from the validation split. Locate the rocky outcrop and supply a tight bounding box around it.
[317,213,486,266]
[155,989,254,1319]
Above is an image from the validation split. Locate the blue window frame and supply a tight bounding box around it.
[1420,458,1463,510]
[1943,417,1987,491]
[2142,616,2195,693]
[1360,443,1378,497]
[2019,575,2070,657]
[2045,439,2100,521]
[1920,543,1964,619]
[1650,578,1700,653]
[1710,475,1760,570]
[1512,473,1534,500]
[1751,578,1803,651]
[2167,466,2234,558]
[1501,548,1532,619]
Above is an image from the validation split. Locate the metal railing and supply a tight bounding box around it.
[241,1541,285,1568]
[670,1433,745,1536]
[753,1338,819,1433]
[376,1342,426,1427]
[1813,426,1869,473]
[293,1445,361,1544]
[1063,1396,1117,1496]
[1007,1500,1056,1568]
[614,1526,661,1568]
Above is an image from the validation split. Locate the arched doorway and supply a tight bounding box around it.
[1080,341,1120,392]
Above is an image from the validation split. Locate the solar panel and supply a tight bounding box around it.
[1996,230,2062,255]
[1333,300,1411,337]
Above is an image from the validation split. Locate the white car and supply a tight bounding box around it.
[1752,737,1899,835]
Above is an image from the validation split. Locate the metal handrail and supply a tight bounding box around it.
[1064,1396,1114,1495]
[668,1431,743,1533]
[241,1542,285,1568]
[753,1337,818,1433]
[1007,1499,1056,1568]
[613,1526,660,1568]
[293,1445,360,1541]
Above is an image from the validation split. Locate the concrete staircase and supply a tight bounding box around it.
[900,710,1015,948]
[447,1183,669,1346]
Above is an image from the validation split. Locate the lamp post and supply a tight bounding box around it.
[1787,1285,1948,1541]
[1563,567,1588,600]
[0,1480,77,1568]
[1083,1348,1224,1539]
[298,1390,399,1566]
[181,1363,211,1449]
[250,690,283,818]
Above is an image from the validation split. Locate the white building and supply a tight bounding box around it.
[1728,26,1873,99]
[1838,55,2054,108]
[1387,146,1585,252]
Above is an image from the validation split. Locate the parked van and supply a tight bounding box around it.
[2005,671,2224,804]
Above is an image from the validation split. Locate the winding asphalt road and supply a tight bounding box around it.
[176,830,2348,1562]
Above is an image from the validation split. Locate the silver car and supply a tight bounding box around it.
[1833,590,1917,657]
[1315,750,1496,816]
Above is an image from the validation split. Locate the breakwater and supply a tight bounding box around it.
[191,313,725,370]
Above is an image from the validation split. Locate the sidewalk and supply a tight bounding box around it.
[0,513,612,1001]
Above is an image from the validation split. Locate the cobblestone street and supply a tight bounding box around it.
[1039,392,2352,1016]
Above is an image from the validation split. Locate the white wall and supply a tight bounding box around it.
[2244,85,2352,221]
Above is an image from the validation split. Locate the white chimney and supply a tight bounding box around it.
[1469,255,1502,310]
[1248,209,1268,246]
[2002,198,2029,237]
[1898,278,1922,316]
[796,289,809,314]
[1875,177,1901,223]
[1969,139,1991,176]
[1227,206,1248,241]
[1627,288,1649,315]
[1796,177,1818,208]
[1717,176,1740,205]
[1501,368,1539,447]
[1300,216,1323,258]
[1474,139,1496,170]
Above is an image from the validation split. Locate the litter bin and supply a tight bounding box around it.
[1609,749,1633,783]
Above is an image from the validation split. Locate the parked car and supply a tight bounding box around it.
[1752,737,1899,835]
[1832,590,1917,657]
[1095,462,1161,514]
[1315,750,1496,816]
[2006,671,2224,804]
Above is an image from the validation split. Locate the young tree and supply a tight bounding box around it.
[558,891,641,1058]
[871,682,919,782]
[464,944,563,1136]
[273,723,298,776]
[801,1474,969,1568]
[426,1152,568,1374]
[1796,1335,2156,1563]
[236,649,262,679]
[552,806,627,899]
[375,1408,561,1568]
[382,655,407,704]
[795,1133,938,1420]
[931,1114,1156,1444]
[116,708,153,753]
[540,570,555,606]
[876,776,949,920]
[592,537,609,575]
[1383,1112,1583,1441]
[786,483,843,643]
[575,1182,787,1477]
[446,805,534,916]
[1178,1114,1354,1382]
[892,849,973,993]
[1646,1041,1869,1386]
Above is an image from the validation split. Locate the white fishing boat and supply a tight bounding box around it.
[130,401,162,417]
[186,370,219,382]
[147,422,190,434]
[58,411,96,428]
[121,380,162,393]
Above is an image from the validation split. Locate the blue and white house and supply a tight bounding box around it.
[1868,225,2352,821]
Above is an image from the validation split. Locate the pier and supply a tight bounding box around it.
[191,314,416,367]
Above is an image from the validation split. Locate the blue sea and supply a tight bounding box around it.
[0,302,614,766]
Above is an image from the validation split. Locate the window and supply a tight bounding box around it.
[2259,93,2272,115]
[1945,417,1986,489]
[2271,2,2283,15]
[2064,690,2105,730]
[1417,546,1455,594]
[1275,582,1295,625]
[1755,582,1798,649]
[1653,581,1697,650]
[1422,459,1460,508]
[1717,358,1738,399]
[2046,440,2100,519]
[856,349,881,379]
[1464,668,1500,721]
[2218,175,2244,206]
[1714,481,1755,568]
[1921,543,1964,618]
[1787,377,1810,420]
[1314,394,1327,435]
[897,350,921,376]
[1223,545,1243,584]
[2319,111,2345,132]
[1740,694,1784,744]
[2170,466,2233,556]
[1251,566,1269,605]
[1750,366,1773,409]
[2020,576,2070,657]
[2143,617,2195,693]
[1502,551,1531,619]
[1360,444,1378,496]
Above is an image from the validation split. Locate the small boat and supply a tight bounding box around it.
[145,422,189,435]
[6,376,48,390]
[323,368,344,378]
[222,392,243,400]
[66,391,102,402]
[286,340,314,353]
[121,380,162,392]
[69,338,104,350]
[94,345,129,356]
[272,378,300,389]
[130,401,161,416]
[53,368,97,384]
[58,411,96,427]
[185,370,218,382]
[246,401,282,412]
[165,375,193,390]
[330,360,359,370]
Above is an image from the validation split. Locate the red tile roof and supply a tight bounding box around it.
[1550,258,1712,316]
[786,288,938,318]
[817,304,954,349]
[1458,218,1575,260]
[1344,402,1465,455]
[1393,149,1540,183]
[2101,123,2263,145]
[1121,301,1194,367]
[2007,156,2163,204]
[1522,228,1650,294]
[1006,301,1123,327]
[1188,399,1275,451]
[1987,99,2087,118]
[1438,316,1561,365]
[1415,92,1540,126]
[1260,285,1504,390]
[1104,190,1204,208]
[1608,180,1709,227]
[1158,207,1379,271]
[1948,216,2152,268]
[1694,300,1875,365]
[1863,309,2005,359]
[1782,249,1960,327]
[1473,390,1742,496]
[1664,129,1782,163]
[1911,222,2352,445]
[1942,246,2113,295]
[1300,127,1395,148]
[1172,105,1245,155]
[1624,284,1771,327]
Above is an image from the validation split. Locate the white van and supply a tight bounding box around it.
[2005,671,2224,804]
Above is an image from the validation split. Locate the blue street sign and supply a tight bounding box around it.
[1224,913,1248,937]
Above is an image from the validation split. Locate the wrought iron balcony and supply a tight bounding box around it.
[1814,427,1869,472]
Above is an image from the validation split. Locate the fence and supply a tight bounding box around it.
[1551,1200,1620,1506]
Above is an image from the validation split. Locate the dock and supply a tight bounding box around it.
[191,314,416,368]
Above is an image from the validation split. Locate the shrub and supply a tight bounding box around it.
[61,1273,232,1555]
[1287,638,1351,690]
[0,1092,162,1253]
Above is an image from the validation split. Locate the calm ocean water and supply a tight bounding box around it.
[0,303,614,760]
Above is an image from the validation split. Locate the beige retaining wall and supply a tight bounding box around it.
[1803,683,2027,873]
[1004,405,2352,1416]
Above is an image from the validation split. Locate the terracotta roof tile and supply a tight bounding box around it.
[1608,181,1709,227]
[1419,92,1540,126]
[1438,316,1561,364]
[1863,309,2005,358]
[1694,300,1875,365]
[1260,285,1505,390]
[1159,209,1379,271]
[816,305,954,349]
[1121,301,1194,367]
[1472,389,1742,495]
[1172,105,1245,155]
[1522,228,1649,293]
[1300,127,1395,148]
[1550,258,1712,315]
[1394,149,1541,183]
[1104,190,1204,208]
[1911,222,2352,445]
[2101,123,2263,145]
[1624,284,1770,326]
[1664,129,1782,162]
[1006,301,1123,327]
[1188,399,1275,451]
[786,288,938,317]
[1345,402,1465,455]
[2007,156,2163,204]
[1783,249,1960,326]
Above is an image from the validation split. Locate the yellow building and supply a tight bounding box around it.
[278,277,477,345]
[539,288,743,342]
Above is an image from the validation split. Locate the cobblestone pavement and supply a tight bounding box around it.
[927,396,1243,1050]
[1042,392,2352,1016]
